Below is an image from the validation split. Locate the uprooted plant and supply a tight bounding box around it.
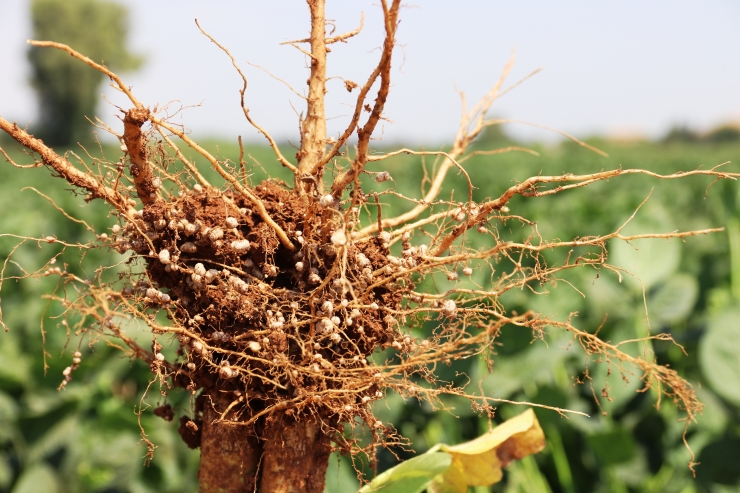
[1,1,736,491]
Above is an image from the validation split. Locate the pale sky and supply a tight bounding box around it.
[1,0,739,144]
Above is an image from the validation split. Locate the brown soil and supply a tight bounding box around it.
[114,179,416,488]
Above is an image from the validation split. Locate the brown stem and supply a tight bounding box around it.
[330,0,401,196]
[198,396,263,492]
[123,107,159,206]
[0,116,127,212]
[258,412,333,493]
[296,0,328,191]
[282,12,364,46]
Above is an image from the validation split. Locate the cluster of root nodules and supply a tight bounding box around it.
[116,180,417,435]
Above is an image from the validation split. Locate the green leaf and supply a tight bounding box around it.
[11,463,59,493]
[648,274,699,324]
[610,206,681,292]
[694,388,729,435]
[699,307,740,406]
[359,452,452,493]
[0,332,32,389]
[474,334,572,400]
[0,390,18,425]
[500,455,554,493]
[324,452,359,493]
[429,409,546,493]
[26,415,78,464]
[0,452,13,489]
[586,427,636,465]
[611,236,680,292]
[371,391,407,427]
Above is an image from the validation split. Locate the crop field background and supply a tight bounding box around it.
[1,128,739,492]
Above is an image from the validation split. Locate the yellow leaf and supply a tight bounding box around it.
[429,409,546,493]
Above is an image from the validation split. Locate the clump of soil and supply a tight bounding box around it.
[114,179,419,435]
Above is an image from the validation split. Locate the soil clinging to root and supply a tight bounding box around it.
[118,179,416,438]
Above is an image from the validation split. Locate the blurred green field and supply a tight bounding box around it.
[0,131,739,493]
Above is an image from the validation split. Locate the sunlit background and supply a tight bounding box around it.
[2,2,740,493]
[2,0,740,144]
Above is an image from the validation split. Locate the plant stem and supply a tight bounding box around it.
[259,412,333,493]
[198,397,262,492]
[296,0,328,191]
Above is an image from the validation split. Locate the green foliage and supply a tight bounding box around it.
[359,137,740,492]
[360,452,451,493]
[662,126,701,144]
[28,0,142,146]
[1,137,739,492]
[475,123,518,147]
[699,308,740,407]
[663,124,740,144]
[359,409,544,493]
[704,126,740,144]
[0,143,197,493]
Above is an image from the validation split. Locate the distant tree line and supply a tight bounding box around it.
[28,0,142,146]
[663,123,740,144]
